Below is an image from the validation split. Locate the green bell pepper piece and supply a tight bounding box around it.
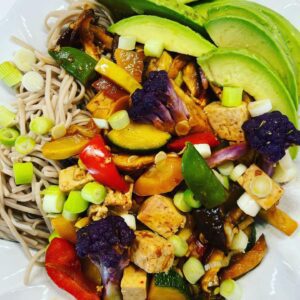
[49,47,97,85]
[182,143,227,209]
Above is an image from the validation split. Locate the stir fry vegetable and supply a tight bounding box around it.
[49,47,97,84]
[79,135,129,192]
[182,143,227,209]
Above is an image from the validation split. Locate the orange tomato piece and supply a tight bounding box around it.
[134,156,183,196]
[51,216,77,244]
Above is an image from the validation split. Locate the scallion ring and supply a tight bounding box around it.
[0,128,19,146]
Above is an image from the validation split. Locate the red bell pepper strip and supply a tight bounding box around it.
[45,238,100,300]
[167,132,220,152]
[79,135,129,193]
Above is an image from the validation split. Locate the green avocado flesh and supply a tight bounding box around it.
[197,49,298,128]
[109,15,215,57]
[193,0,300,102]
[204,16,298,108]
[100,0,205,32]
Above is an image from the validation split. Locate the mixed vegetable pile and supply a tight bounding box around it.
[0,1,300,300]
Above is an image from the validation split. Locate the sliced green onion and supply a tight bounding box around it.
[173,192,192,212]
[230,230,249,252]
[108,110,130,130]
[248,99,272,117]
[221,87,243,107]
[42,185,66,214]
[273,151,297,183]
[29,116,54,135]
[0,62,15,79]
[229,164,247,182]
[213,170,230,190]
[22,71,44,92]
[13,162,33,185]
[0,105,16,128]
[120,214,136,230]
[0,128,19,146]
[64,191,89,214]
[183,189,201,209]
[15,135,36,155]
[48,230,60,243]
[237,192,261,217]
[220,279,242,300]
[51,123,66,140]
[13,48,36,72]
[62,209,79,222]
[194,144,211,158]
[81,182,107,205]
[118,36,137,50]
[93,118,109,130]
[273,164,297,184]
[218,161,234,176]
[168,235,188,257]
[144,39,164,58]
[250,175,272,198]
[183,257,205,284]
[0,61,22,86]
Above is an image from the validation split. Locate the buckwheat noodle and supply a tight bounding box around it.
[0,0,113,284]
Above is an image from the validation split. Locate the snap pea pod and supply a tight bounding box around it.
[182,143,227,209]
[49,47,97,85]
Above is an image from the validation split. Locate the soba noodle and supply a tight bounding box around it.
[0,0,113,282]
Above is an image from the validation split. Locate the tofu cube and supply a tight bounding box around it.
[204,101,249,141]
[237,164,284,210]
[104,184,133,211]
[131,231,174,273]
[137,195,186,238]
[121,265,147,300]
[59,165,93,192]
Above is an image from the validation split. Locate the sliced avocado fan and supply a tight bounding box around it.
[109,15,215,57]
[204,16,298,108]
[193,0,300,104]
[197,48,297,127]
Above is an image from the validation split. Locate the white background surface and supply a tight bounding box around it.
[0,1,299,299]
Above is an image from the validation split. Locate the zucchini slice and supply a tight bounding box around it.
[107,123,171,152]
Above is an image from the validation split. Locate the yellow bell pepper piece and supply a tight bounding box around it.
[42,134,90,160]
[95,57,142,94]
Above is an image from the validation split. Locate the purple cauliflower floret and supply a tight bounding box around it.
[76,215,135,300]
[242,111,300,162]
[128,71,189,132]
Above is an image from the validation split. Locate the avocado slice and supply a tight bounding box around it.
[204,16,298,107]
[109,15,215,57]
[193,0,300,101]
[99,0,205,32]
[206,4,291,57]
[197,49,297,128]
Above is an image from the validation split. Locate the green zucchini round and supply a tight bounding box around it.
[107,123,171,153]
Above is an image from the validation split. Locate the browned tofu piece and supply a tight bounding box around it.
[59,165,93,192]
[121,265,147,300]
[104,184,133,211]
[204,101,249,141]
[137,195,186,238]
[238,164,284,210]
[131,231,174,273]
